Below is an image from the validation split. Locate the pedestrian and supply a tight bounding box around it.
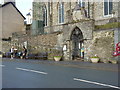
[14,47,18,58]
[22,46,27,59]
[10,46,14,59]
[81,47,84,59]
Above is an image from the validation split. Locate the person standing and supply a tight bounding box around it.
[81,47,84,59]
[14,47,18,58]
[22,46,27,59]
[10,46,14,59]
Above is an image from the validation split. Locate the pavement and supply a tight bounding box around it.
[1,58,119,72]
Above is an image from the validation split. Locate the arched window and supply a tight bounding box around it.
[78,0,85,8]
[58,2,64,24]
[43,5,47,26]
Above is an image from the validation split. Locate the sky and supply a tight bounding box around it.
[16,0,33,18]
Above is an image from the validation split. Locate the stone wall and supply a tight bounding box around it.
[33,2,44,21]
[6,33,58,60]
[45,19,94,40]
[118,28,120,42]
[85,30,114,61]
[2,1,119,62]
[1,41,11,53]
[114,28,119,47]
[1,29,116,62]
[11,33,58,54]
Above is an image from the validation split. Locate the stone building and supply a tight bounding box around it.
[9,1,120,62]
[31,0,120,61]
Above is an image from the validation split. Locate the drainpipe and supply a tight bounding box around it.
[88,0,90,18]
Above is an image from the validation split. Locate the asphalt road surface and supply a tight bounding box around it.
[1,59,119,88]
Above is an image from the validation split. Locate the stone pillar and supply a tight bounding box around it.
[114,29,119,48]
[114,28,120,61]
[66,40,71,60]
[83,40,91,61]
[69,40,73,61]
[118,28,120,42]
[63,40,72,61]
[118,28,120,61]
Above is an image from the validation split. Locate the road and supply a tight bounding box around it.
[1,59,119,88]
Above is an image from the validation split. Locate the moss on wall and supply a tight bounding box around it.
[95,22,120,30]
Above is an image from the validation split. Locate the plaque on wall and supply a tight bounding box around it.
[63,44,67,51]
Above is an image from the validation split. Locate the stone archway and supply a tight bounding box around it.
[70,27,84,60]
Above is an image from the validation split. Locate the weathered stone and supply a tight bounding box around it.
[2,1,119,62]
[85,30,114,61]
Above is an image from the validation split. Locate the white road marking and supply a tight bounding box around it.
[74,78,120,89]
[0,65,5,67]
[16,67,48,75]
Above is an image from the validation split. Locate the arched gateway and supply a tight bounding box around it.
[70,27,84,60]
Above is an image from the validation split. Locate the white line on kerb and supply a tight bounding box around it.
[74,78,120,89]
[16,67,48,75]
[0,65,5,67]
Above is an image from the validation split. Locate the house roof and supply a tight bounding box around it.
[0,2,26,19]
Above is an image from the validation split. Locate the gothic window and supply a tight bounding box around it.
[78,0,85,8]
[43,5,47,26]
[104,0,113,15]
[48,2,50,14]
[58,2,64,24]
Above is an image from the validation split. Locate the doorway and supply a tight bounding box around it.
[70,27,84,60]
